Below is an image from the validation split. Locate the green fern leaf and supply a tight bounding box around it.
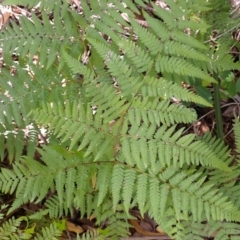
[159,184,170,216]
[66,168,77,208]
[149,178,161,220]
[123,168,136,214]
[136,174,148,216]
[111,164,124,211]
[97,165,112,206]
[155,55,216,83]
[33,222,62,240]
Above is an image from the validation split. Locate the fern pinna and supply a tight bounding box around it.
[0,0,240,239]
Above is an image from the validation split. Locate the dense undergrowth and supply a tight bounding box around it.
[0,0,240,239]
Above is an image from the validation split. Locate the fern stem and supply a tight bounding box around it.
[213,73,224,140]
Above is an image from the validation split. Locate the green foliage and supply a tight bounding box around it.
[0,216,27,240]
[0,214,62,240]
[0,0,240,239]
[78,229,104,240]
[200,0,240,98]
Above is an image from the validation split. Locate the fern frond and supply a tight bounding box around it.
[111,164,125,211]
[201,221,240,240]
[138,13,210,62]
[0,146,239,238]
[122,168,136,213]
[94,202,131,238]
[118,39,154,73]
[0,217,24,240]
[0,60,80,161]
[28,209,50,221]
[120,122,229,171]
[86,38,133,81]
[0,0,240,239]
[127,18,163,56]
[32,100,115,159]
[130,98,197,126]
[96,165,112,206]
[155,55,216,83]
[62,50,95,82]
[79,229,104,240]
[33,222,62,240]
[143,10,208,50]
[163,41,210,62]
[1,7,78,68]
[149,178,161,221]
[141,77,212,106]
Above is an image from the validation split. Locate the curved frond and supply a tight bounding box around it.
[0,0,239,239]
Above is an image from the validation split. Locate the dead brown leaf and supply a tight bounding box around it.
[66,220,84,234]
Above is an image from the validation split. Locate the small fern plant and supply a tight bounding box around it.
[0,0,240,239]
[0,209,63,240]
